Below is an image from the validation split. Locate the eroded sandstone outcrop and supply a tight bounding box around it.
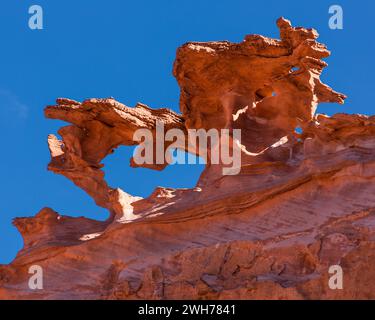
[1,18,375,299]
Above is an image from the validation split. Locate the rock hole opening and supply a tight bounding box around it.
[102,146,205,198]
[255,86,275,101]
[291,66,300,72]
[295,126,303,134]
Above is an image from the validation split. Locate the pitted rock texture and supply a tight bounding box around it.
[1,18,375,300]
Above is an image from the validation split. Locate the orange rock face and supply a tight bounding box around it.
[1,18,375,299]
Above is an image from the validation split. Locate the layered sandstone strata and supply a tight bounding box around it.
[1,18,375,299]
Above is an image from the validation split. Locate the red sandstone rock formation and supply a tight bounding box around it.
[1,18,375,299]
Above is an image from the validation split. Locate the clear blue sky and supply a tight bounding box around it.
[0,0,373,263]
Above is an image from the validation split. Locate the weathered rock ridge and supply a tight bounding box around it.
[1,18,375,299]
